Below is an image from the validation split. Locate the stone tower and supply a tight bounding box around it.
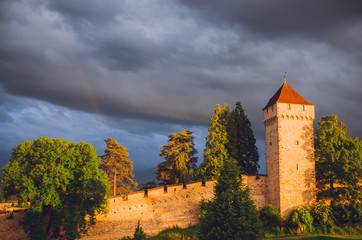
[263,81,316,218]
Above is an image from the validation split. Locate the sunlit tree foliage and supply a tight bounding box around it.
[198,104,229,180]
[1,137,109,240]
[156,130,197,185]
[100,138,137,197]
[315,115,361,204]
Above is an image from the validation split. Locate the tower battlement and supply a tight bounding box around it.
[80,81,318,238]
[263,82,316,218]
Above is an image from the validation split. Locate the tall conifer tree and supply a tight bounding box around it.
[198,158,261,240]
[226,101,260,174]
[100,138,137,197]
[198,104,229,179]
[156,130,198,185]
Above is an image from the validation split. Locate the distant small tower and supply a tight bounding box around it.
[263,81,316,218]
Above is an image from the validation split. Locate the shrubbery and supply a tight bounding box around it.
[287,202,362,235]
[332,203,362,230]
[259,204,282,235]
[289,206,314,233]
[147,226,198,240]
[311,202,335,233]
[120,220,147,240]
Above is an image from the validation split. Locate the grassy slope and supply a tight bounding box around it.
[267,236,362,240]
[147,226,362,240]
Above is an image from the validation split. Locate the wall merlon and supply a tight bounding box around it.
[82,84,317,239]
[147,187,165,197]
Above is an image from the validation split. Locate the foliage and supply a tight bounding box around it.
[259,204,282,235]
[149,225,362,240]
[289,206,314,233]
[0,187,4,203]
[121,220,147,240]
[1,137,109,240]
[198,104,229,180]
[311,202,335,233]
[225,101,260,174]
[156,130,198,185]
[100,138,137,197]
[315,115,362,204]
[133,220,147,240]
[265,236,362,240]
[198,158,262,240]
[332,202,362,229]
[139,180,157,191]
[148,225,198,240]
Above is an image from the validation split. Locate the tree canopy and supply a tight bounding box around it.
[156,130,197,185]
[100,138,137,197]
[198,158,261,240]
[1,137,109,240]
[315,115,362,204]
[198,104,229,180]
[225,101,259,174]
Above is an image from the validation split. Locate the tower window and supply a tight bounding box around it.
[296,141,299,145]
[270,142,272,146]
[287,104,291,110]
[302,105,305,111]
[296,164,299,170]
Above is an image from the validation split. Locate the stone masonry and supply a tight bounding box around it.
[81,82,316,238]
[263,82,316,218]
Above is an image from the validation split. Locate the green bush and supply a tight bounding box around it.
[289,206,314,233]
[311,202,335,233]
[332,202,362,228]
[148,225,198,240]
[120,220,147,240]
[259,204,282,235]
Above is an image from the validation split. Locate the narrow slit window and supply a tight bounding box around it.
[302,105,305,111]
[287,104,291,110]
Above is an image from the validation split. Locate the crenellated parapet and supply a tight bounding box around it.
[264,113,314,125]
[263,116,277,126]
[263,82,316,219]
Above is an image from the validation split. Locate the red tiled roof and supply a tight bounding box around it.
[263,83,313,110]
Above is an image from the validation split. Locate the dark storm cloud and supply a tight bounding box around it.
[0,0,361,171]
[179,0,362,51]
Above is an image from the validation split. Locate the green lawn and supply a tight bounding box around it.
[266,236,362,240]
[147,226,362,240]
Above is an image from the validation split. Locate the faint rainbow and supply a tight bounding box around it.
[71,56,109,136]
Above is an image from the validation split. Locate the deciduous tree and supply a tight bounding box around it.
[198,104,229,179]
[1,137,109,240]
[315,115,361,204]
[226,101,260,174]
[100,138,137,197]
[156,130,197,185]
[198,158,261,240]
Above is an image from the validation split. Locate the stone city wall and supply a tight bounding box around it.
[242,174,268,208]
[84,174,269,239]
[84,180,216,239]
[0,177,271,240]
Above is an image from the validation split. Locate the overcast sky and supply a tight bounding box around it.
[0,0,361,175]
